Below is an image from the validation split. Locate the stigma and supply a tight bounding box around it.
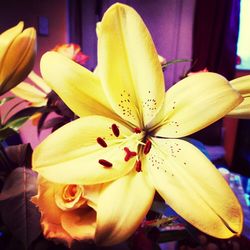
[124,147,137,161]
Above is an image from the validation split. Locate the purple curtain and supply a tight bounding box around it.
[192,0,240,80]
[191,0,240,146]
[68,0,101,70]
[68,0,83,46]
[68,0,128,70]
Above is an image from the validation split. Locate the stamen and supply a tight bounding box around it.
[144,140,152,154]
[124,147,137,161]
[111,124,120,137]
[135,160,142,172]
[99,159,113,168]
[96,137,107,147]
[133,127,141,134]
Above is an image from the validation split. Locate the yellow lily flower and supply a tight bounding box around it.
[0,21,36,95]
[11,71,51,107]
[33,3,243,246]
[227,75,250,118]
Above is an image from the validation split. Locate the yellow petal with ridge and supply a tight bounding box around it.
[95,170,154,246]
[146,137,243,238]
[152,73,242,137]
[33,116,139,184]
[98,3,165,128]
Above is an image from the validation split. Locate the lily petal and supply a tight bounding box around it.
[227,96,250,119]
[11,82,47,107]
[40,51,119,120]
[152,73,242,138]
[28,70,51,94]
[84,184,103,210]
[61,207,96,241]
[227,75,250,118]
[95,171,155,246]
[147,137,243,238]
[33,116,139,184]
[98,3,165,127]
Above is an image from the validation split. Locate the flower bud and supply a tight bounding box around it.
[0,21,36,95]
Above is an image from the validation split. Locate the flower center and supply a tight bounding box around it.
[124,147,137,161]
[96,124,153,173]
[55,184,86,211]
[63,184,78,202]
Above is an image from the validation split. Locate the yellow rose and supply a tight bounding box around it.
[0,21,36,95]
[32,176,100,247]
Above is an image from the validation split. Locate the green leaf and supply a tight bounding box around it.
[1,100,26,123]
[5,143,33,168]
[37,110,50,135]
[5,116,30,130]
[0,107,43,140]
[4,107,42,125]
[144,217,178,229]
[0,96,16,106]
[0,168,41,248]
[162,59,192,70]
[0,144,12,171]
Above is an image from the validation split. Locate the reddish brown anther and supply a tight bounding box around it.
[111,124,120,137]
[144,140,152,154]
[135,160,142,172]
[97,137,107,147]
[124,147,137,161]
[133,127,141,134]
[98,159,113,168]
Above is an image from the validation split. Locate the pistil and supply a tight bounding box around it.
[124,147,137,161]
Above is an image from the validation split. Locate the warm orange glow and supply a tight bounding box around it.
[53,43,89,65]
